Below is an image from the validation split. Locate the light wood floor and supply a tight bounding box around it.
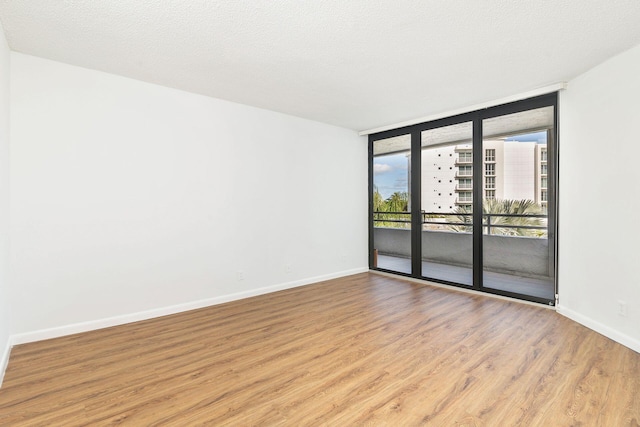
[1,273,638,426]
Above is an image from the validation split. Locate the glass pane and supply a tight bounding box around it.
[372,134,411,274]
[481,106,554,300]
[420,122,473,286]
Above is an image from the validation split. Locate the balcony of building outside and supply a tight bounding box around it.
[455,194,473,204]
[455,171,473,179]
[372,211,554,300]
[454,157,473,166]
[455,185,473,192]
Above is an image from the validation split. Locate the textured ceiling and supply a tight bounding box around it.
[1,1,640,131]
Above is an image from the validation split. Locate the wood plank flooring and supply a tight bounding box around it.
[0,272,638,426]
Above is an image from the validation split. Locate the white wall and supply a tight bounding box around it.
[0,21,12,383]
[558,43,640,352]
[9,53,368,338]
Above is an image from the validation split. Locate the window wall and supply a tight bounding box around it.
[369,93,557,305]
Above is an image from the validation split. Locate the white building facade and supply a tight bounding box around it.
[421,139,547,213]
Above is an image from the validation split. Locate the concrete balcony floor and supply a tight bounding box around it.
[376,254,554,301]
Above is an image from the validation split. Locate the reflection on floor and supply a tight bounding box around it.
[376,254,554,301]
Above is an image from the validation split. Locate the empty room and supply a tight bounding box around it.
[0,1,639,425]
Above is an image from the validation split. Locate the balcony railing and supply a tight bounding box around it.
[373,211,548,235]
[455,158,473,165]
[455,185,473,191]
[455,172,473,178]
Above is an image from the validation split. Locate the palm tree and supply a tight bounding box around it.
[372,190,410,228]
[385,192,409,228]
[386,191,409,213]
[449,199,546,237]
[448,204,473,233]
[373,187,387,213]
[483,199,545,236]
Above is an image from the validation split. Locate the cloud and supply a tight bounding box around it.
[374,163,393,174]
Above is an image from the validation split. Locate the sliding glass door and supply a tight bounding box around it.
[369,94,557,305]
[420,122,474,286]
[481,107,556,301]
[371,134,412,274]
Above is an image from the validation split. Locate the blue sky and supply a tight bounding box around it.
[373,152,410,199]
[505,131,547,143]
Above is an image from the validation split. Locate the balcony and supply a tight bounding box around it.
[374,211,548,236]
[455,197,472,204]
[455,172,473,178]
[373,252,553,300]
[372,211,553,300]
[454,158,473,165]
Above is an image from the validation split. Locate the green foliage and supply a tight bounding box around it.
[373,189,410,228]
[447,205,473,233]
[449,199,546,237]
[374,193,546,236]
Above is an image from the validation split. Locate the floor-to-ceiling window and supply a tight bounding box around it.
[369,93,557,305]
[371,134,412,274]
[420,121,474,286]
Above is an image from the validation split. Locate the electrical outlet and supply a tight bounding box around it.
[618,300,627,317]
[236,271,245,281]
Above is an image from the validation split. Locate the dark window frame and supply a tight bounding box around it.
[368,93,558,306]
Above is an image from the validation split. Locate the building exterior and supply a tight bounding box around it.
[421,139,547,213]
[420,144,460,212]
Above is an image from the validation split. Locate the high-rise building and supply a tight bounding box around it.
[420,145,460,212]
[421,139,547,213]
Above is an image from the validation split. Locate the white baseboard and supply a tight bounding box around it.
[4,270,637,389]
[0,336,11,387]
[373,271,640,354]
[9,267,368,347]
[557,304,640,354]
